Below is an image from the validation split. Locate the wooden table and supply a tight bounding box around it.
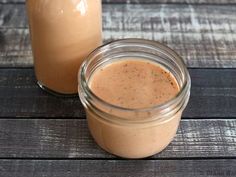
[0,0,236,176]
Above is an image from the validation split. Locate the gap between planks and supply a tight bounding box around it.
[2,0,236,5]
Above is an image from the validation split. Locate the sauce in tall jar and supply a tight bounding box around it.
[26,0,102,94]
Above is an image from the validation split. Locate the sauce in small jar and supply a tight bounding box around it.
[79,39,191,158]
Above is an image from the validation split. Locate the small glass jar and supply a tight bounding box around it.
[26,0,102,96]
[79,39,191,158]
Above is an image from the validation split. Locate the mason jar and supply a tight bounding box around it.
[26,0,102,95]
[79,39,191,158]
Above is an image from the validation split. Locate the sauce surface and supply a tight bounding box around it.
[89,59,179,109]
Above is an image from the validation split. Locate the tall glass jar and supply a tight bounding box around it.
[79,39,191,158]
[26,0,102,95]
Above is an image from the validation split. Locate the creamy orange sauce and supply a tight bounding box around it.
[26,0,102,94]
[85,58,182,158]
[89,59,179,109]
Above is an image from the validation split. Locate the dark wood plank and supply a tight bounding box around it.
[107,0,236,4]
[0,159,236,177]
[0,69,85,118]
[0,119,235,158]
[2,0,236,5]
[1,4,236,68]
[0,68,235,118]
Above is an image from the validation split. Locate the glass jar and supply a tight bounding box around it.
[26,0,102,95]
[79,39,191,158]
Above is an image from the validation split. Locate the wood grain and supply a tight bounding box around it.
[0,159,236,177]
[0,2,235,176]
[0,69,236,118]
[0,119,235,158]
[1,4,236,68]
[1,0,236,5]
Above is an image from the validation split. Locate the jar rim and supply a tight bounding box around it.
[79,38,191,120]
